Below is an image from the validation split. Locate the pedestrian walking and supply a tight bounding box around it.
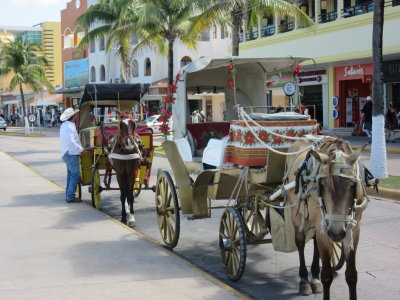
[59,108,88,203]
[361,96,373,143]
[385,102,398,143]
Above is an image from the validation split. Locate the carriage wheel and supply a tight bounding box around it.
[155,171,180,249]
[242,199,268,242]
[91,168,101,209]
[134,181,141,197]
[76,183,82,199]
[219,207,247,282]
[331,242,345,271]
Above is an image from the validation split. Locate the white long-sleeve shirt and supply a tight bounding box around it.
[60,121,84,155]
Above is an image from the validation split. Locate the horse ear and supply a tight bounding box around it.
[310,150,330,164]
[346,144,367,165]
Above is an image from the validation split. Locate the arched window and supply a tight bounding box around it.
[91,66,96,82]
[90,40,95,53]
[180,56,192,67]
[131,59,138,77]
[63,29,74,49]
[100,65,106,81]
[145,58,151,76]
[99,36,105,51]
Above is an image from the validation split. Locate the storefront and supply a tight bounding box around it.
[335,63,373,127]
[383,60,400,111]
[298,69,328,126]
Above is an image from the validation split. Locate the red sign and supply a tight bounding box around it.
[335,63,373,81]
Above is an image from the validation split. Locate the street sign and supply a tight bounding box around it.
[283,82,296,96]
[28,114,36,124]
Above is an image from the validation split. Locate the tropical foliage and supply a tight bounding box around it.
[0,36,53,117]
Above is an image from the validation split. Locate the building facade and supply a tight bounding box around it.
[239,0,400,129]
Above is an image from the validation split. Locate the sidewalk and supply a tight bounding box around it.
[0,152,244,300]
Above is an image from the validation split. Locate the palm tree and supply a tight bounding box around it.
[0,36,53,119]
[77,0,136,82]
[194,0,314,56]
[370,0,388,179]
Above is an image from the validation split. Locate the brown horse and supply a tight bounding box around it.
[108,118,144,226]
[285,137,368,300]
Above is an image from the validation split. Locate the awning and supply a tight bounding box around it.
[2,99,22,105]
[30,94,63,106]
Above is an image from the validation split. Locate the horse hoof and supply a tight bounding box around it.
[299,281,312,296]
[128,216,136,227]
[311,279,323,294]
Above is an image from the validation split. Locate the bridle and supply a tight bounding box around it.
[314,150,368,232]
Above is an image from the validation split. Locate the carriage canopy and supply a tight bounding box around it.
[173,56,312,138]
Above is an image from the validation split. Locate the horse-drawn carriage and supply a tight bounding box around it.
[77,84,153,220]
[155,57,376,298]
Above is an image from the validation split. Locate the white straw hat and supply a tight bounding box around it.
[366,96,372,101]
[60,108,79,122]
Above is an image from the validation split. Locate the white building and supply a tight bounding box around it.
[87,0,231,121]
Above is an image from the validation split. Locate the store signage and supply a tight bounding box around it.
[344,65,364,77]
[297,69,327,85]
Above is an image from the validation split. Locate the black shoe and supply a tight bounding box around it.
[66,197,82,203]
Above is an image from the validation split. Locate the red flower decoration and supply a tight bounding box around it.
[236,131,242,142]
[175,73,181,81]
[227,78,235,90]
[229,131,235,142]
[266,80,275,88]
[258,130,269,142]
[273,136,283,144]
[168,84,177,94]
[227,63,234,73]
[244,132,255,145]
[286,130,296,137]
[292,64,302,75]
[298,130,307,137]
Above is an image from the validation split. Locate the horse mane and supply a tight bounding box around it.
[318,138,353,191]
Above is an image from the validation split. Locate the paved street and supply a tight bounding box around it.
[1,132,400,299]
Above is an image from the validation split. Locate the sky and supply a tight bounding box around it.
[0,0,67,27]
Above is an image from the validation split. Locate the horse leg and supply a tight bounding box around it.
[317,234,334,300]
[127,177,136,227]
[345,227,360,300]
[310,236,323,294]
[120,186,127,223]
[295,230,312,295]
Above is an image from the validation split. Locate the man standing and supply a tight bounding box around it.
[60,108,86,203]
[361,96,373,144]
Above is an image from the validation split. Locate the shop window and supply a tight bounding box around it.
[91,66,96,82]
[100,65,106,81]
[131,59,139,77]
[99,36,105,51]
[145,58,151,76]
[180,56,192,67]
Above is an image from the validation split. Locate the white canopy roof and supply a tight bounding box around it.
[173,56,313,138]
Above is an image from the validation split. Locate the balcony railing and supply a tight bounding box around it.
[262,25,275,37]
[319,11,338,23]
[279,21,295,33]
[342,1,374,18]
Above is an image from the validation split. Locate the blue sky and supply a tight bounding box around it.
[0,0,67,27]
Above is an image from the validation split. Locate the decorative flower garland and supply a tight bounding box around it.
[159,73,180,137]
[227,63,237,105]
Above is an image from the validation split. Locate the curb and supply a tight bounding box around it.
[0,132,44,137]
[352,146,400,155]
[367,186,400,201]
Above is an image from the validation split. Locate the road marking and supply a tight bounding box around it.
[2,151,251,300]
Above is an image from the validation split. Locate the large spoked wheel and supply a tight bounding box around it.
[219,207,247,282]
[331,242,345,271]
[91,167,102,209]
[155,171,180,249]
[134,181,141,197]
[242,198,268,242]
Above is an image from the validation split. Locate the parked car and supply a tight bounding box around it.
[0,117,7,131]
[144,115,172,134]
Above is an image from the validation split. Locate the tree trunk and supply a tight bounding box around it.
[231,10,243,56]
[168,39,174,86]
[370,0,387,179]
[19,83,27,117]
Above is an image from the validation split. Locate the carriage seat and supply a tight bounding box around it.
[202,136,230,167]
[175,138,204,174]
